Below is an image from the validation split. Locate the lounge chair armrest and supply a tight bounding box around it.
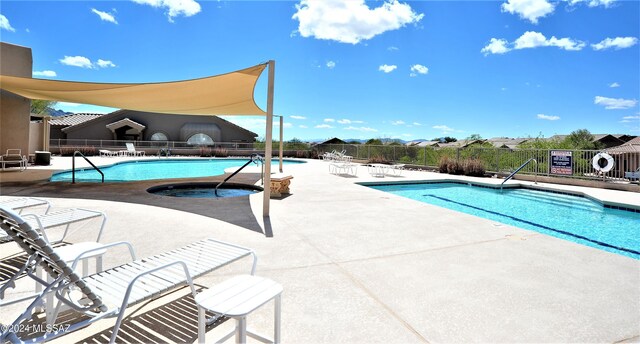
[19,213,52,243]
[70,241,136,270]
[76,208,108,242]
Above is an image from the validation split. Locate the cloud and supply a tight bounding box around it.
[594,96,638,110]
[568,0,616,8]
[391,120,405,125]
[315,124,334,129]
[501,0,555,24]
[96,59,116,68]
[91,8,118,24]
[344,126,378,132]
[324,118,335,122]
[59,56,94,68]
[292,0,424,44]
[33,70,57,77]
[388,46,399,51]
[290,115,307,120]
[483,31,585,55]
[591,37,638,50]
[0,14,15,32]
[326,61,336,69]
[620,115,640,123]
[537,114,560,120]
[609,82,620,88]
[409,64,428,77]
[412,122,422,126]
[299,125,309,128]
[337,119,351,124]
[481,38,511,55]
[379,64,397,73]
[433,125,455,133]
[132,0,201,22]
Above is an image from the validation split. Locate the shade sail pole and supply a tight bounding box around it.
[279,116,283,173]
[263,60,275,217]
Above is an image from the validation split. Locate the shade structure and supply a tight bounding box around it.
[0,63,267,116]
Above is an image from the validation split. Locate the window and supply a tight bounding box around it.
[150,132,168,141]
[187,133,214,146]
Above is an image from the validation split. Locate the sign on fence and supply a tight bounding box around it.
[550,150,573,175]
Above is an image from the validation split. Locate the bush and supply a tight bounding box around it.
[213,147,229,157]
[463,158,485,177]
[368,155,390,164]
[199,147,212,157]
[60,146,97,156]
[438,156,450,173]
[295,150,308,158]
[446,159,464,175]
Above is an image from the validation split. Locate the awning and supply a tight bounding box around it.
[0,63,267,116]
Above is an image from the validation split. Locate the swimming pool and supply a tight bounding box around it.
[50,158,304,182]
[366,182,640,259]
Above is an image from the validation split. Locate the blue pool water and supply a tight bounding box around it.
[50,159,304,182]
[367,182,640,259]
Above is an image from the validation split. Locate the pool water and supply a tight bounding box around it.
[367,182,640,259]
[152,187,259,198]
[50,158,303,182]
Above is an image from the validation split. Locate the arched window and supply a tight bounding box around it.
[150,132,168,141]
[187,133,214,146]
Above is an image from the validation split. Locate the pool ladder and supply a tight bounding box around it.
[214,154,263,196]
[72,151,104,183]
[500,158,537,191]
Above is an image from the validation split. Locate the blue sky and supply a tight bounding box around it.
[1,0,638,141]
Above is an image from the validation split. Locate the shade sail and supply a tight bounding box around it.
[0,63,267,116]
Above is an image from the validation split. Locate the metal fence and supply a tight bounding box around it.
[315,143,640,181]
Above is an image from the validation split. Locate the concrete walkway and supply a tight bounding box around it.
[0,158,638,343]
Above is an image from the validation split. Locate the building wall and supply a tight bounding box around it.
[0,42,32,156]
[64,110,256,142]
[29,122,44,154]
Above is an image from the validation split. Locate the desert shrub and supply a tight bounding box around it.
[60,146,97,156]
[213,147,228,157]
[199,147,213,157]
[446,159,464,175]
[438,156,451,173]
[309,149,319,159]
[368,155,390,164]
[463,158,486,177]
[295,150,308,158]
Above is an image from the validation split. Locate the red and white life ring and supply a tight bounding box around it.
[592,152,614,173]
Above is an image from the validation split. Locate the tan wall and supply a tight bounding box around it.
[0,42,32,156]
[29,122,44,154]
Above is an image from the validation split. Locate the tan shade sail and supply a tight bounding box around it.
[0,63,267,116]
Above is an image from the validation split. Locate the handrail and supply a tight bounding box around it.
[500,158,537,190]
[214,154,263,196]
[72,151,104,184]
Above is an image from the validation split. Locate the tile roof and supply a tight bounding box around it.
[48,113,103,127]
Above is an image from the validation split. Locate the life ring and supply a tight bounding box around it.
[592,152,614,173]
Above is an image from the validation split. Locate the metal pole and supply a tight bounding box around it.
[279,115,283,173]
[263,60,275,217]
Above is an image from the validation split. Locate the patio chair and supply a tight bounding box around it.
[0,205,256,344]
[99,149,117,157]
[0,149,28,171]
[0,197,51,243]
[125,142,145,156]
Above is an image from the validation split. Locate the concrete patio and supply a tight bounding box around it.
[0,157,638,343]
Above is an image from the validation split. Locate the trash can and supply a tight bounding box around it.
[35,151,51,166]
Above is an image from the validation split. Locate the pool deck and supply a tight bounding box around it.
[1,157,639,343]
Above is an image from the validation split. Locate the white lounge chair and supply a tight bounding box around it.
[0,149,28,171]
[125,142,145,156]
[0,197,51,214]
[0,205,256,344]
[99,149,117,157]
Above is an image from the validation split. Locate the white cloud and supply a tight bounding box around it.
[388,46,399,51]
[413,122,422,126]
[481,38,511,55]
[292,0,423,44]
[594,96,638,110]
[591,37,638,51]
[324,118,335,122]
[514,31,585,51]
[409,64,428,77]
[91,8,118,24]
[501,87,508,91]
[290,115,307,120]
[0,14,16,32]
[569,0,616,8]
[58,102,82,107]
[537,114,560,120]
[132,0,201,22]
[344,126,378,132]
[337,119,351,124]
[60,56,93,68]
[609,82,620,88]
[33,70,57,77]
[315,124,334,129]
[379,64,397,73]
[501,0,555,24]
[620,115,640,123]
[326,61,336,69]
[433,125,455,133]
[299,125,309,128]
[391,120,405,125]
[96,59,116,68]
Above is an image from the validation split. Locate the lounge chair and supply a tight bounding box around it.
[0,205,256,344]
[0,197,51,214]
[0,149,28,171]
[21,208,107,244]
[99,149,117,157]
[125,142,145,156]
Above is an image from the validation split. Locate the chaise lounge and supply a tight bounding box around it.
[0,149,28,171]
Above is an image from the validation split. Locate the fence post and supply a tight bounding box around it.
[424,146,427,166]
[456,148,460,161]
[495,149,500,173]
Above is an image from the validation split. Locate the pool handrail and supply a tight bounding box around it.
[72,151,104,184]
[500,158,537,191]
[214,154,263,196]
